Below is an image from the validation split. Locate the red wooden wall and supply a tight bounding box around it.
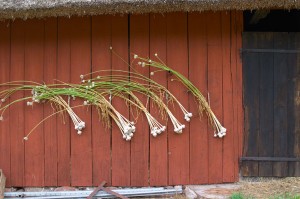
[0,11,243,187]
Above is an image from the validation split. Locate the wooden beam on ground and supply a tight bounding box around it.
[87,181,129,199]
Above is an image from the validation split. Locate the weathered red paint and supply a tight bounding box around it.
[130,14,150,186]
[188,12,209,184]
[91,15,112,186]
[149,13,168,186]
[0,12,243,187]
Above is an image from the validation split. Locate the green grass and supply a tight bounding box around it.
[230,192,248,199]
[230,192,300,199]
[270,193,300,199]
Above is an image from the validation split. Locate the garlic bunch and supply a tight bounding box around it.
[212,113,226,138]
[68,108,85,135]
[114,110,135,141]
[144,112,166,137]
[166,109,185,133]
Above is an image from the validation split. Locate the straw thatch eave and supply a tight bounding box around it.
[0,0,300,19]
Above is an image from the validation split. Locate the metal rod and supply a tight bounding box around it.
[4,187,182,198]
[87,181,107,199]
[87,181,129,199]
[5,187,165,197]
[24,191,180,199]
[98,185,129,199]
[240,157,300,162]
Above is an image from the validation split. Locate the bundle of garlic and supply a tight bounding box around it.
[133,53,226,138]
[0,52,225,141]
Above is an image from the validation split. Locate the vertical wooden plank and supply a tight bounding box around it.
[9,20,25,187]
[188,12,209,184]
[231,11,243,180]
[273,33,288,177]
[149,13,168,186]
[91,15,112,186]
[44,18,58,186]
[69,17,92,186]
[258,33,274,177]
[167,12,190,185]
[287,33,296,177]
[221,11,235,182]
[24,19,45,186]
[287,33,300,176]
[207,12,223,183]
[0,21,11,186]
[293,33,300,176]
[57,17,71,186]
[236,11,244,165]
[111,15,131,186]
[242,33,260,177]
[230,11,240,181]
[130,14,150,186]
[287,33,295,177]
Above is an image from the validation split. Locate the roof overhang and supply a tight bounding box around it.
[0,0,300,20]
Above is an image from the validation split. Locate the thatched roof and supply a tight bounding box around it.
[1,0,300,19]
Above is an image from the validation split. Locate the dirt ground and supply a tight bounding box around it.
[236,177,300,198]
[182,177,300,199]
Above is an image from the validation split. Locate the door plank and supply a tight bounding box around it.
[167,12,190,185]
[231,11,244,181]
[221,11,235,182]
[242,33,260,176]
[287,33,300,176]
[188,12,209,184]
[230,11,239,181]
[149,13,168,186]
[293,33,300,176]
[69,17,93,186]
[273,33,288,177]
[44,18,58,186]
[236,11,244,178]
[0,21,11,186]
[258,33,274,177]
[57,17,71,186]
[207,12,223,183]
[111,15,131,186]
[91,15,112,186]
[10,20,25,187]
[24,19,45,186]
[130,14,150,186]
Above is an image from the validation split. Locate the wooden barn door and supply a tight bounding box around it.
[242,32,300,177]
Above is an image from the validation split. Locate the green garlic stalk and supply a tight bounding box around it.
[134,54,226,138]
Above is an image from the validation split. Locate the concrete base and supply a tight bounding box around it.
[0,170,5,199]
[185,184,240,199]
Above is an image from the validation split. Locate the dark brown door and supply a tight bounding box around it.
[242,32,300,177]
